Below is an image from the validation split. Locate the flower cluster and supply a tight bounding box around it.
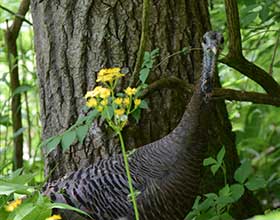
[84,67,144,130]
[96,67,124,83]
[5,199,22,212]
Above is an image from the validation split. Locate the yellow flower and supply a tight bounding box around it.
[97,106,104,112]
[86,98,98,108]
[96,67,124,82]
[92,86,103,97]
[115,109,125,116]
[114,97,123,105]
[124,87,137,96]
[134,99,141,107]
[84,90,95,99]
[101,99,108,106]
[5,199,22,212]
[123,97,130,106]
[99,88,111,99]
[45,214,62,220]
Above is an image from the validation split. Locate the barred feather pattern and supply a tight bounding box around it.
[43,31,223,220]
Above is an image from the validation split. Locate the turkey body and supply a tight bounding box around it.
[43,31,224,220]
[44,90,207,220]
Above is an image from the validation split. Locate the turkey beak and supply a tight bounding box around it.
[210,46,217,55]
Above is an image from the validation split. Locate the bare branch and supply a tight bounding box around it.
[0,3,32,26]
[143,76,280,107]
[212,88,280,106]
[9,0,31,39]
[223,0,280,96]
[141,76,193,98]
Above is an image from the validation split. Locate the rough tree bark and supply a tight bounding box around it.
[30,0,261,218]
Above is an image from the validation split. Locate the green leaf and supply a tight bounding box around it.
[273,61,280,68]
[46,136,62,154]
[0,181,31,195]
[197,197,214,212]
[245,176,266,191]
[204,193,218,200]
[251,211,280,220]
[76,125,89,144]
[13,127,26,138]
[241,12,258,27]
[86,109,99,125]
[216,195,233,208]
[230,184,245,202]
[151,48,160,57]
[12,85,33,96]
[48,203,92,218]
[234,160,253,183]
[102,106,114,120]
[259,5,269,22]
[218,212,234,220]
[219,184,230,197]
[203,157,217,166]
[181,47,189,55]
[13,203,36,220]
[139,100,148,109]
[217,146,225,164]
[139,68,150,84]
[0,115,11,126]
[61,130,76,151]
[131,108,141,123]
[192,196,201,210]
[210,164,220,175]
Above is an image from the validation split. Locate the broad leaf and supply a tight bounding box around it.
[0,115,11,126]
[210,164,220,175]
[230,184,245,202]
[245,176,266,191]
[131,108,141,123]
[86,109,99,125]
[139,100,148,109]
[61,130,76,151]
[101,106,114,120]
[0,181,31,195]
[217,146,225,164]
[13,127,26,138]
[76,125,89,144]
[13,85,32,96]
[46,136,61,154]
[219,184,230,197]
[234,160,253,184]
[49,203,92,218]
[139,68,150,84]
[203,157,217,166]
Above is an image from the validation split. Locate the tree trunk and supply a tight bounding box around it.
[30,0,261,218]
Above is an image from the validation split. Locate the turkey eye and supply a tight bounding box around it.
[220,36,224,44]
[202,36,207,44]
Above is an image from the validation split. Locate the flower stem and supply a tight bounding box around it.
[117,131,139,220]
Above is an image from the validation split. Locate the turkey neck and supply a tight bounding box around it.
[163,47,217,170]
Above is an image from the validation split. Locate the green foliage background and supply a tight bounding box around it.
[0,0,279,216]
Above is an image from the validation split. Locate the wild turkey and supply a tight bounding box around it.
[43,31,224,220]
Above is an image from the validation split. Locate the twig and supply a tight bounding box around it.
[212,88,280,106]
[130,0,150,87]
[269,32,280,76]
[153,47,202,70]
[0,4,32,26]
